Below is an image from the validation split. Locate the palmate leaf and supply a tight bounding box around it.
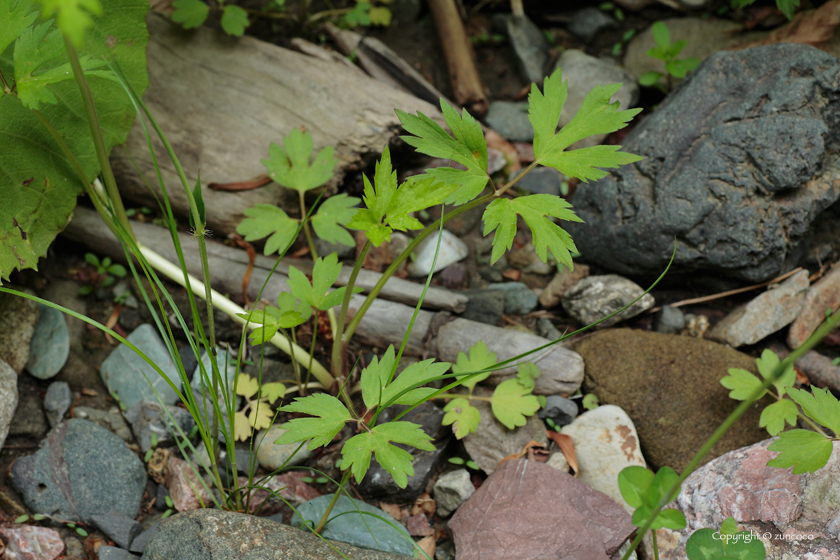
[786,387,840,436]
[451,340,497,391]
[276,393,351,450]
[619,465,686,530]
[396,100,489,205]
[720,368,764,401]
[287,252,359,311]
[360,345,450,409]
[759,399,798,436]
[171,0,209,28]
[37,0,102,48]
[0,0,38,58]
[311,193,359,247]
[483,194,582,270]
[236,204,299,256]
[442,397,481,439]
[262,128,337,193]
[491,379,540,430]
[767,429,833,474]
[686,526,766,560]
[341,422,435,488]
[755,349,795,397]
[220,4,249,36]
[1,0,149,281]
[516,362,540,389]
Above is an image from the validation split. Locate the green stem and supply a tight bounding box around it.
[0,68,10,92]
[494,160,539,198]
[620,305,840,560]
[63,37,134,243]
[300,191,319,259]
[305,317,318,396]
[652,530,659,560]
[314,470,352,534]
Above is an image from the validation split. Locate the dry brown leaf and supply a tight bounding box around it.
[738,0,840,48]
[379,502,406,521]
[412,493,436,518]
[498,440,547,466]
[417,535,436,558]
[502,269,521,281]
[208,174,271,191]
[546,430,578,474]
[229,233,256,306]
[80,388,98,397]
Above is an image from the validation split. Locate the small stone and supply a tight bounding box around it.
[485,101,533,143]
[682,313,710,338]
[434,469,475,517]
[155,484,171,512]
[292,494,414,556]
[539,264,590,308]
[568,7,620,43]
[788,263,840,349]
[435,540,456,560]
[406,513,433,537]
[0,291,39,373]
[166,457,213,512]
[462,291,505,326]
[63,537,85,560]
[97,545,140,560]
[314,236,356,260]
[73,406,133,442]
[709,269,810,347]
[516,167,562,196]
[26,303,69,380]
[407,230,469,277]
[128,524,158,555]
[0,359,18,449]
[8,382,46,439]
[90,511,143,549]
[546,452,569,473]
[562,275,655,327]
[255,425,312,471]
[501,14,551,84]
[654,305,686,334]
[0,526,64,560]
[538,395,578,428]
[100,324,181,409]
[113,281,139,309]
[147,447,170,484]
[190,348,238,397]
[11,419,147,523]
[507,244,554,275]
[536,317,562,341]
[486,282,539,315]
[43,381,71,428]
[439,263,467,290]
[560,405,647,514]
[124,400,196,452]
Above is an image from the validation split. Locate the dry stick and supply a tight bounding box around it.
[647,266,804,313]
[427,0,489,115]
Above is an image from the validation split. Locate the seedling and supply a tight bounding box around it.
[685,516,766,560]
[581,393,599,410]
[79,253,127,295]
[619,466,687,556]
[638,22,700,91]
[599,2,624,22]
[15,513,89,536]
[448,456,480,470]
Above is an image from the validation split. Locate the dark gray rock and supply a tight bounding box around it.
[538,395,578,428]
[131,523,159,555]
[10,419,146,523]
[177,345,198,380]
[26,303,69,380]
[653,305,685,334]
[567,44,840,282]
[462,291,505,326]
[44,381,72,428]
[142,509,409,559]
[516,167,562,196]
[486,282,539,315]
[124,400,196,452]
[501,14,551,85]
[74,405,133,442]
[485,101,533,143]
[155,484,171,512]
[99,545,140,560]
[8,379,46,439]
[91,511,144,549]
[568,7,620,43]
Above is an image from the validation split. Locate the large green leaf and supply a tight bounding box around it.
[0,0,149,281]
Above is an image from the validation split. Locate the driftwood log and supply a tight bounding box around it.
[64,208,583,392]
[111,14,443,236]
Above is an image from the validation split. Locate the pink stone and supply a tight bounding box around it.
[0,526,64,560]
[406,513,433,537]
[788,264,840,349]
[166,456,214,511]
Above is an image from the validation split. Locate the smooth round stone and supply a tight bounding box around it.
[26,304,70,380]
[255,425,311,471]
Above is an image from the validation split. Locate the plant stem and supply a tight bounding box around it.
[0,68,10,92]
[494,160,538,197]
[652,531,659,560]
[314,470,352,534]
[298,191,339,336]
[63,37,134,243]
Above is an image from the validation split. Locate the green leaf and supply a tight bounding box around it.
[777,0,799,19]
[396,100,489,205]
[786,387,840,436]
[341,422,435,487]
[483,194,582,270]
[528,66,568,158]
[368,6,391,25]
[188,174,205,228]
[451,340,497,391]
[756,349,795,397]
[276,291,313,322]
[638,71,662,87]
[37,0,102,48]
[720,368,764,401]
[261,382,286,404]
[0,0,38,57]
[277,393,351,450]
[666,59,689,79]
[14,514,29,523]
[220,4,248,35]
[287,252,357,311]
[618,466,653,508]
[171,0,208,28]
[651,21,671,49]
[683,57,701,72]
[516,362,540,389]
[235,204,299,256]
[261,128,337,193]
[361,346,397,410]
[540,144,643,183]
[619,465,685,530]
[1,0,149,281]
[311,193,359,247]
[685,527,766,560]
[491,379,540,430]
[344,1,371,27]
[767,429,833,474]
[108,263,126,276]
[442,397,481,439]
[582,393,599,410]
[759,399,798,436]
[720,516,738,536]
[360,346,449,408]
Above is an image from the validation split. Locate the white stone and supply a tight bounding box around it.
[407,230,468,277]
[434,469,475,517]
[561,404,647,514]
[255,425,311,471]
[546,452,569,473]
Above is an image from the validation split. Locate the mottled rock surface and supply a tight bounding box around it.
[26,303,69,380]
[562,275,655,327]
[0,291,38,373]
[789,263,840,348]
[433,469,475,517]
[0,359,18,450]
[0,525,64,560]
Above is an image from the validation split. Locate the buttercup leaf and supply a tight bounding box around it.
[171,0,208,28]
[220,4,248,36]
[262,129,337,193]
[767,429,832,474]
[759,399,798,436]
[311,194,359,247]
[491,379,540,430]
[235,204,299,256]
[236,373,259,399]
[452,340,497,391]
[37,0,102,47]
[277,393,351,450]
[341,422,435,487]
[442,397,481,439]
[786,387,840,436]
[720,368,763,401]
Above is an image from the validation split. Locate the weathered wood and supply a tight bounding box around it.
[111,14,443,236]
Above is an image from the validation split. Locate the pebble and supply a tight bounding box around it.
[433,469,475,517]
[0,359,18,450]
[90,511,144,549]
[539,263,590,308]
[43,381,71,428]
[708,269,809,347]
[0,291,39,373]
[788,264,840,348]
[113,281,139,308]
[561,274,655,327]
[74,405,133,442]
[124,400,196,452]
[538,395,578,428]
[8,382,46,439]
[546,451,569,473]
[25,303,69,380]
[406,513,433,537]
[255,425,312,471]
[11,419,146,523]
[407,230,469,277]
[553,50,639,149]
[484,101,533,143]
[567,7,619,43]
[190,348,237,396]
[292,494,414,556]
[653,305,685,334]
[438,263,467,290]
[500,14,551,85]
[462,291,505,326]
[100,324,182,409]
[0,525,65,560]
[143,508,406,560]
[314,236,356,260]
[507,244,554,275]
[98,545,140,560]
[486,282,539,315]
[536,317,562,341]
[514,167,562,196]
[165,457,214,512]
[560,405,647,514]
